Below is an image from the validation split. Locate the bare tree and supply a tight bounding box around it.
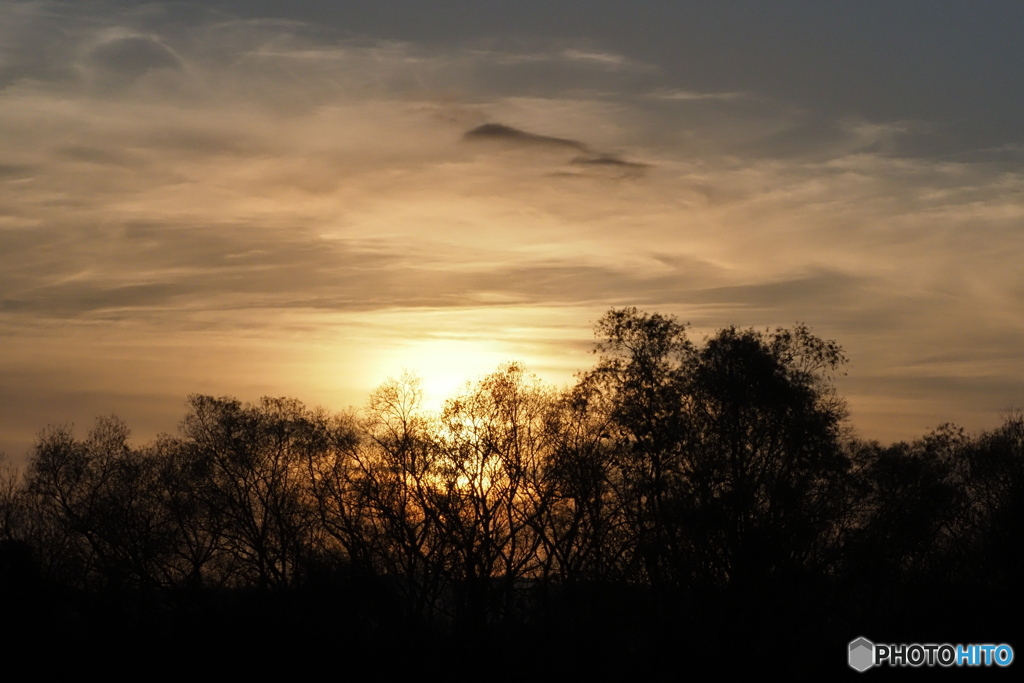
[180,395,329,591]
[426,363,554,627]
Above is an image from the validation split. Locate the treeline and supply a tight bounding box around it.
[1,308,1021,672]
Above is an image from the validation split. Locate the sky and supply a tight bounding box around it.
[2,0,1023,463]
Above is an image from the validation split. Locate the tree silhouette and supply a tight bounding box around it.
[684,324,850,589]
[5,306,1023,672]
[582,307,695,587]
[309,372,449,623]
[584,309,850,590]
[534,380,623,586]
[0,454,23,544]
[429,362,553,630]
[180,395,330,591]
[22,417,136,589]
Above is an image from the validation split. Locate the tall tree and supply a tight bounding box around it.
[684,325,850,589]
[430,362,554,628]
[585,309,851,589]
[180,395,331,591]
[583,307,695,586]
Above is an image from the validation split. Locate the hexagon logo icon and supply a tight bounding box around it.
[849,637,875,672]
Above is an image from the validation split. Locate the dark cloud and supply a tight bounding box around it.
[569,154,649,178]
[694,270,866,309]
[5,282,187,316]
[0,163,33,179]
[464,123,650,177]
[463,123,588,152]
[844,372,1024,417]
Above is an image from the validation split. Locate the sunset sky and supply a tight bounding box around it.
[2,1,1023,463]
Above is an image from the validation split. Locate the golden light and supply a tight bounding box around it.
[377,337,516,412]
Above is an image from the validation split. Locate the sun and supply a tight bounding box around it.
[381,338,513,411]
